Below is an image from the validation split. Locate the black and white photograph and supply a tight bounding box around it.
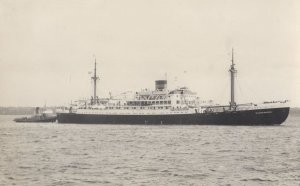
[0,0,299,185]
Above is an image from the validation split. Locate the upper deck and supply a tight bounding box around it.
[57,80,289,115]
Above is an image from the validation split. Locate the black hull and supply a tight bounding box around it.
[57,107,289,125]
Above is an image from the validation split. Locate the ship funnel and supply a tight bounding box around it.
[155,80,167,91]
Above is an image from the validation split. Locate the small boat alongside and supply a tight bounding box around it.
[14,107,57,123]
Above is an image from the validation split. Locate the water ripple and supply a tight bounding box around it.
[0,115,299,185]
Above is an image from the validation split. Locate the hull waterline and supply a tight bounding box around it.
[57,107,289,125]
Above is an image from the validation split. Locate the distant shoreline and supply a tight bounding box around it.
[0,107,56,115]
[1,106,299,116]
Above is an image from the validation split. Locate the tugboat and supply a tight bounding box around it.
[14,107,57,123]
[57,50,290,125]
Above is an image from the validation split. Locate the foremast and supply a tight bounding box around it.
[229,48,237,110]
[91,59,99,105]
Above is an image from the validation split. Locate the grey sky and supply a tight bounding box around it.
[0,0,299,107]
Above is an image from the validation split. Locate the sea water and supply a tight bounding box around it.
[0,114,299,186]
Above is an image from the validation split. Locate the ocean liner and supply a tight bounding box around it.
[57,51,289,125]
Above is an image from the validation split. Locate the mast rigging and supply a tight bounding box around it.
[91,58,99,104]
[229,48,237,110]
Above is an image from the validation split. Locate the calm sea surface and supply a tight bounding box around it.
[0,114,299,186]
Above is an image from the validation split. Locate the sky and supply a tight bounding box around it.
[0,0,299,107]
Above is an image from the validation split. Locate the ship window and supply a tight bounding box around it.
[168,101,171,104]
[176,101,180,104]
[160,101,163,104]
[156,101,159,104]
